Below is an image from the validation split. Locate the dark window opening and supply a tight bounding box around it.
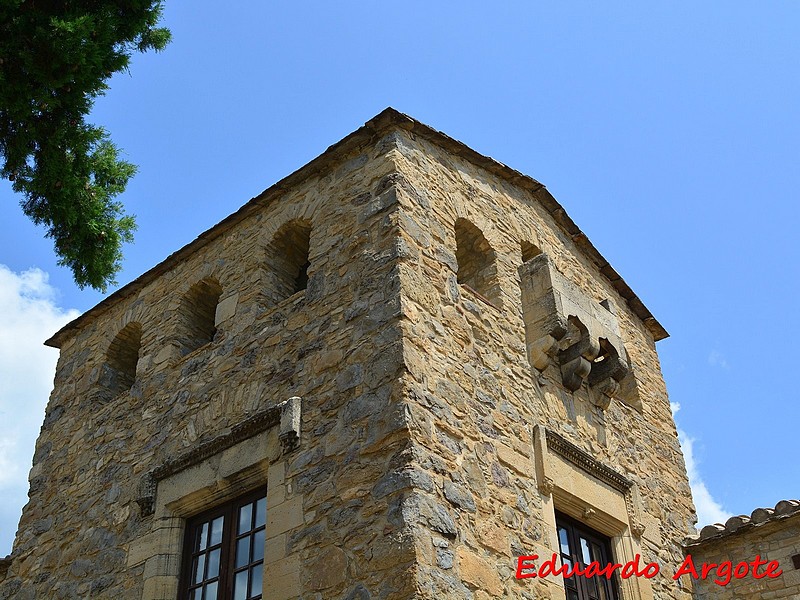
[97,322,142,399]
[268,220,312,302]
[179,489,267,600]
[454,218,501,306]
[556,512,619,600]
[521,240,542,263]
[179,278,223,355]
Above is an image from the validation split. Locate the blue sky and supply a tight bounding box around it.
[1,2,799,554]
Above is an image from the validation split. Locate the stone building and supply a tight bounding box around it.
[685,500,800,599]
[0,109,699,600]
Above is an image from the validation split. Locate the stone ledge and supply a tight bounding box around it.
[545,428,633,493]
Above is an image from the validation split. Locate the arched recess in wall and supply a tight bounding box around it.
[178,278,223,355]
[98,322,142,400]
[454,218,501,306]
[267,219,312,303]
[521,240,542,264]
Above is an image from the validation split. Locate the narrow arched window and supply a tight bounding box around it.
[179,278,223,355]
[455,218,501,306]
[268,219,311,303]
[98,322,141,399]
[521,240,542,263]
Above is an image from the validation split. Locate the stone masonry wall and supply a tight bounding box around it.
[0,133,418,599]
[391,129,696,600]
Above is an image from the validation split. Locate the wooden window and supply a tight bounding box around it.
[179,489,267,600]
[556,512,619,600]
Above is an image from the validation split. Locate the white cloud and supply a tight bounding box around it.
[0,265,79,556]
[708,350,730,369]
[670,402,731,528]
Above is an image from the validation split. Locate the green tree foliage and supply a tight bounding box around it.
[0,1,170,290]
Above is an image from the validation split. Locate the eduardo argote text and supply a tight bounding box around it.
[515,553,783,586]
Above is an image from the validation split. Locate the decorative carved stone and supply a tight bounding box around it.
[533,425,553,496]
[545,429,634,494]
[135,473,156,517]
[528,334,560,371]
[588,338,629,407]
[519,253,637,408]
[558,317,599,392]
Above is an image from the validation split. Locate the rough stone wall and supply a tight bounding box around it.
[0,134,417,599]
[391,129,696,599]
[686,510,800,599]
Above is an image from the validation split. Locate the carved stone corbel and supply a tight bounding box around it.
[529,334,561,371]
[588,339,629,408]
[626,483,646,538]
[558,317,600,391]
[533,425,554,496]
[279,396,302,453]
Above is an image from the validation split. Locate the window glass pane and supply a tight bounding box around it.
[198,522,209,551]
[255,496,267,528]
[580,536,592,565]
[238,503,253,535]
[236,536,251,568]
[205,580,218,600]
[592,541,605,564]
[193,554,206,584]
[190,588,202,600]
[210,516,224,546]
[250,564,263,598]
[233,569,249,600]
[252,529,265,563]
[558,526,571,556]
[207,548,221,579]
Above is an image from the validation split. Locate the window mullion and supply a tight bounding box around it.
[219,502,237,600]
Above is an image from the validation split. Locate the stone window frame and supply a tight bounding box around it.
[128,398,302,600]
[532,425,654,600]
[178,487,267,600]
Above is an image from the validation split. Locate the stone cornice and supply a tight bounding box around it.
[545,428,633,493]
